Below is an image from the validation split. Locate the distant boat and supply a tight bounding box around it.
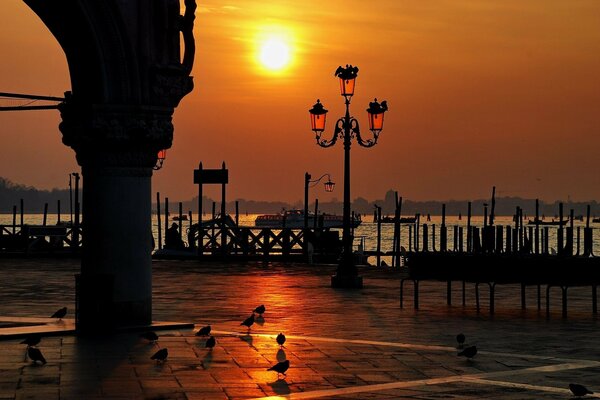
[527,219,568,226]
[593,218,600,223]
[172,215,188,222]
[255,209,361,229]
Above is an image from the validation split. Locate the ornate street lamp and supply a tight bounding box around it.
[304,172,336,230]
[308,64,388,288]
[154,149,167,170]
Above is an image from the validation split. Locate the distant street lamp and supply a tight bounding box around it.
[154,149,167,170]
[308,64,388,288]
[304,172,336,229]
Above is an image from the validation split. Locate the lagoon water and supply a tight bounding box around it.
[2,213,598,265]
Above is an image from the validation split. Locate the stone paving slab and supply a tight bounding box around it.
[1,259,600,399]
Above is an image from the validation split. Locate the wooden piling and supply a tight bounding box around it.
[12,205,16,234]
[57,200,61,224]
[422,224,429,252]
[156,192,162,250]
[313,199,319,229]
[535,199,540,254]
[558,203,564,255]
[466,202,472,252]
[179,202,183,241]
[440,204,447,252]
[235,201,239,226]
[43,203,48,226]
[376,205,382,267]
[20,199,24,229]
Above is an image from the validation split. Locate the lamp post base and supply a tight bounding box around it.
[331,274,363,289]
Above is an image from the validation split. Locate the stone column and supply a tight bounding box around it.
[24,0,197,332]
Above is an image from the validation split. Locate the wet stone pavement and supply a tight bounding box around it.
[1,258,600,399]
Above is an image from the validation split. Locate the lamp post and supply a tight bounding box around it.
[309,64,388,288]
[304,172,335,230]
[153,149,167,170]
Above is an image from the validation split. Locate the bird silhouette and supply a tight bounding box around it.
[241,314,255,332]
[140,331,159,343]
[196,325,211,337]
[253,305,265,315]
[206,336,216,350]
[267,360,289,379]
[276,333,286,348]
[458,345,477,359]
[456,333,466,349]
[569,383,593,397]
[20,335,41,347]
[27,347,47,364]
[151,348,168,363]
[50,307,67,319]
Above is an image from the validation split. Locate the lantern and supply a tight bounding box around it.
[309,99,328,132]
[324,179,335,193]
[334,64,359,97]
[154,149,167,170]
[367,98,388,133]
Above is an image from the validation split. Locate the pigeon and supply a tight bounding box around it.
[253,305,265,315]
[241,314,255,331]
[27,347,47,364]
[206,336,216,350]
[267,360,290,378]
[569,383,593,397]
[458,345,477,359]
[50,307,67,319]
[456,333,466,349]
[20,335,41,347]
[276,333,286,348]
[196,325,211,337]
[151,348,168,363]
[140,331,159,343]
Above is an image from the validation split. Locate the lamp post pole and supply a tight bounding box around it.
[309,64,388,289]
[304,172,311,230]
[304,172,336,230]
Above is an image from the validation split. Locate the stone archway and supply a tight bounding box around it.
[23,0,197,331]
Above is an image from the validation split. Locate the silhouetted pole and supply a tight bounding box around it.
[69,174,73,224]
[43,203,48,226]
[535,199,540,254]
[178,202,183,241]
[466,202,472,253]
[20,199,24,231]
[12,205,16,234]
[165,197,169,247]
[156,192,162,251]
[197,162,203,256]
[235,201,239,226]
[221,162,227,256]
[304,172,310,229]
[375,205,381,267]
[73,173,80,249]
[313,199,319,230]
[489,186,496,226]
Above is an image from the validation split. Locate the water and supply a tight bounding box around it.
[4,213,598,265]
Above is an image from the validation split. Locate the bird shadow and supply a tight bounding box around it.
[255,316,265,326]
[276,349,287,362]
[267,378,290,395]
[240,335,253,347]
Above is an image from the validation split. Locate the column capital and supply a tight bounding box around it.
[59,102,174,170]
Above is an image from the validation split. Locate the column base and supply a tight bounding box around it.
[331,274,363,289]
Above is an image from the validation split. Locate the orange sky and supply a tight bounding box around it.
[1,1,600,204]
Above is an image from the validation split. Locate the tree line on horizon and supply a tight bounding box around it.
[2,178,600,218]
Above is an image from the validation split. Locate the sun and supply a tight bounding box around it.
[259,37,291,71]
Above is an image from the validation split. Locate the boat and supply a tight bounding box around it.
[255,209,361,229]
[172,215,188,222]
[527,219,568,226]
